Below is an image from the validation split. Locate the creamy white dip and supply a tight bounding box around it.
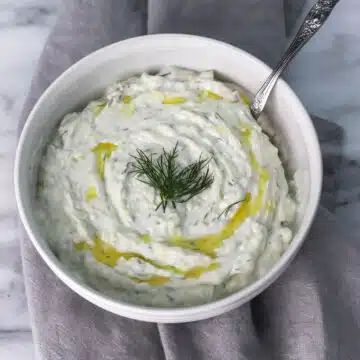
[37,67,296,307]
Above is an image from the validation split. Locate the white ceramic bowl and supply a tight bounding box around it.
[15,34,322,323]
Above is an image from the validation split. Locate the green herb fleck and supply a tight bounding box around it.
[218,198,244,218]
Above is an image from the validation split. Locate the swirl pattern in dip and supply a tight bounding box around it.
[37,67,296,306]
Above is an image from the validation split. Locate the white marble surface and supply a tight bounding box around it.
[0,0,359,358]
[0,0,56,358]
[287,0,360,222]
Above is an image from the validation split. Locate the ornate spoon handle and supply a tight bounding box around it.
[250,0,340,119]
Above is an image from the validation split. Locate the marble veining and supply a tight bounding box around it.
[286,0,360,221]
[0,0,359,358]
[0,0,56,357]
[0,3,56,27]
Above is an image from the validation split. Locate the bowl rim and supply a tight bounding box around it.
[14,33,322,322]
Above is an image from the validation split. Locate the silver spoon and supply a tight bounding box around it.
[250,0,340,120]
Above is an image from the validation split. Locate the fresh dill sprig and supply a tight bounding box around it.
[129,142,214,212]
[218,198,243,218]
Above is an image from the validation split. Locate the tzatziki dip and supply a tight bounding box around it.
[37,67,296,307]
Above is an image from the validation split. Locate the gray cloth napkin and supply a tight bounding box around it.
[19,1,360,359]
